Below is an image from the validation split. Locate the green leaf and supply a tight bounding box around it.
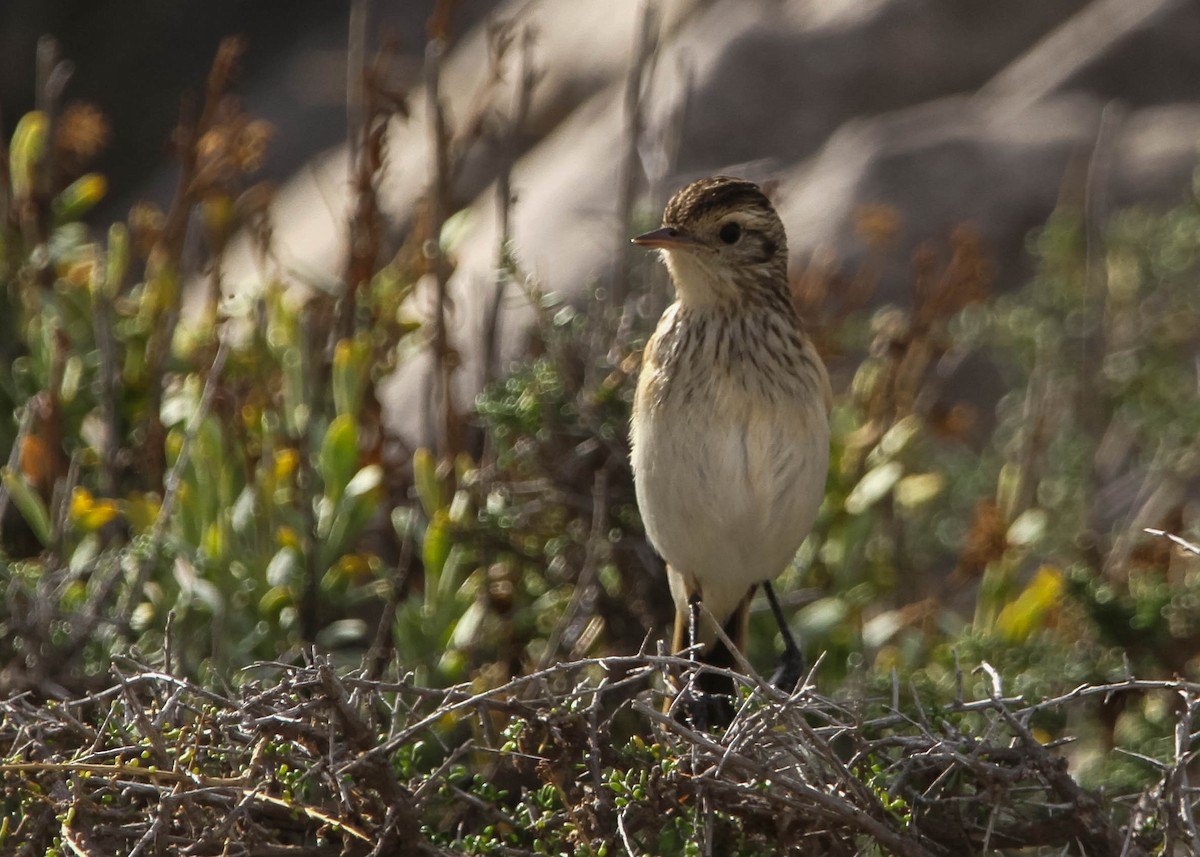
[845,461,902,514]
[138,265,178,322]
[319,465,383,570]
[412,448,446,516]
[1007,507,1047,548]
[281,347,307,435]
[259,585,293,616]
[104,223,130,299]
[265,547,300,587]
[332,336,369,419]
[392,507,416,542]
[230,486,257,535]
[319,415,359,506]
[9,111,47,200]
[1,466,52,546]
[437,544,473,606]
[448,489,471,526]
[317,618,367,648]
[894,472,944,509]
[875,414,922,459]
[862,609,903,648]
[423,510,452,594]
[344,463,382,499]
[60,356,83,403]
[798,596,849,636]
[448,599,485,650]
[52,173,107,223]
[996,462,1023,523]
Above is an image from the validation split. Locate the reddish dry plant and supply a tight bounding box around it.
[52,101,110,174]
[135,36,274,486]
[865,224,992,436]
[792,204,901,361]
[952,497,1010,583]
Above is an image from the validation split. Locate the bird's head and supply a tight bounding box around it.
[632,176,788,307]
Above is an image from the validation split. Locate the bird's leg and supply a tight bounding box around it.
[763,582,806,691]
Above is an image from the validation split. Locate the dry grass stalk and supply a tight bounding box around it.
[2,653,1193,855]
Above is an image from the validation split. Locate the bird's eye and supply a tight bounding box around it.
[718,222,742,244]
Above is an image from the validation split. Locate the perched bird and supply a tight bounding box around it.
[630,176,831,723]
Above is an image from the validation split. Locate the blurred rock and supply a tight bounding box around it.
[663,0,1092,172]
[207,0,701,316]
[778,96,1200,305]
[981,0,1198,108]
[168,0,1200,446]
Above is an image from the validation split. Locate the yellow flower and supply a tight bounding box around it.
[274,448,300,481]
[336,553,374,583]
[70,487,120,531]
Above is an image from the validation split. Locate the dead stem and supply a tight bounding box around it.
[5,653,1189,855]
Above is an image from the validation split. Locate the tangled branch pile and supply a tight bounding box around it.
[2,654,1195,855]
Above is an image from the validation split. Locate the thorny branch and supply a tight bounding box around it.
[2,653,1197,855]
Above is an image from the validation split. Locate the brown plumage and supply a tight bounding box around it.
[631,176,831,723]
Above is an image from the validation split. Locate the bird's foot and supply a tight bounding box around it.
[769,643,806,693]
[674,687,735,732]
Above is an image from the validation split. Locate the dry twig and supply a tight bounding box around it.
[2,653,1194,855]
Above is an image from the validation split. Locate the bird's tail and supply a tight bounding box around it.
[668,589,753,726]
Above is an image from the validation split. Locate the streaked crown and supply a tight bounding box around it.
[634,176,789,306]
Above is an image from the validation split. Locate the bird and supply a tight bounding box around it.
[630,175,831,725]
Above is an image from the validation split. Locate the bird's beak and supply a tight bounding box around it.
[631,227,698,249]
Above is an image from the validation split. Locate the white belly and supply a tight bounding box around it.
[632,388,829,626]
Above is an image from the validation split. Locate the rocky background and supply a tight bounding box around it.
[7,8,1200,851]
[9,0,1200,443]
